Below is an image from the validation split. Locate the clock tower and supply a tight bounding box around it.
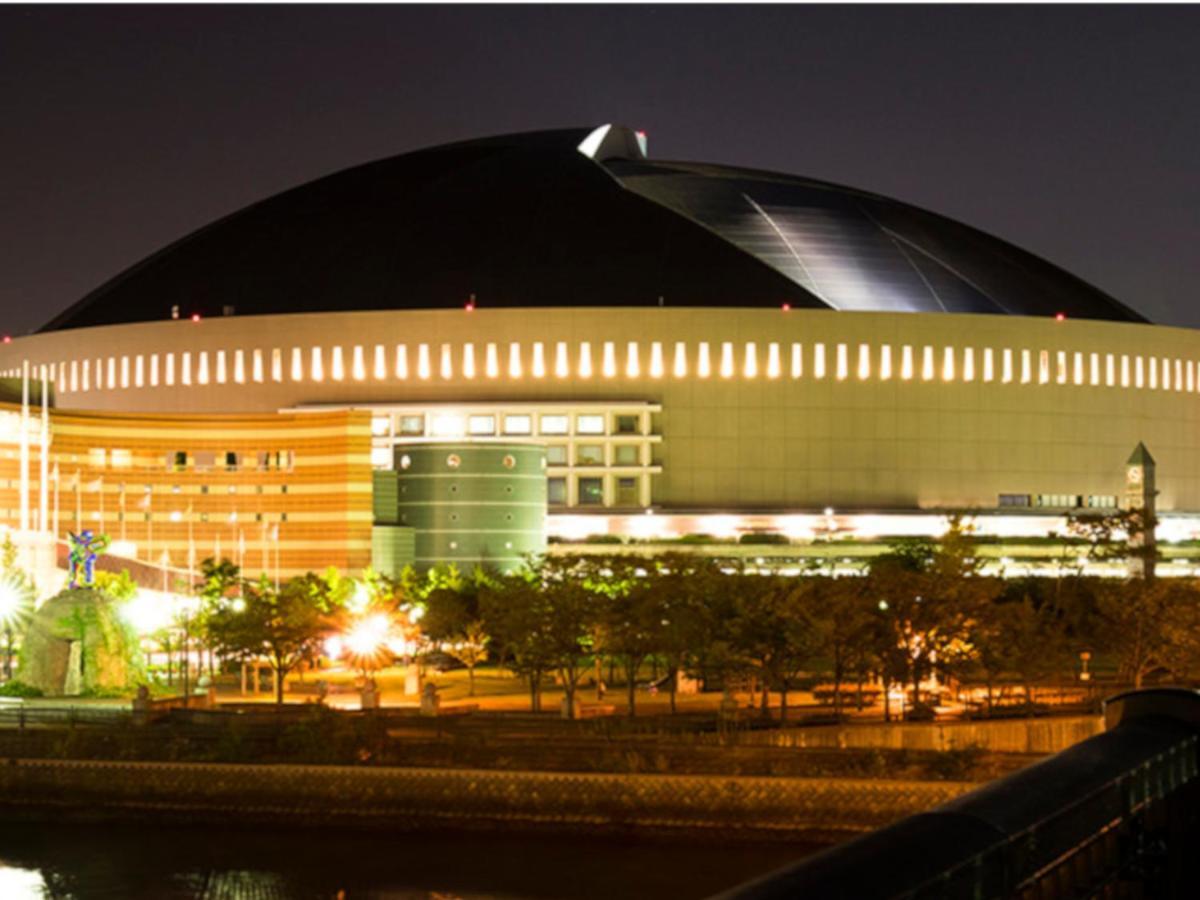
[1124,443,1157,578]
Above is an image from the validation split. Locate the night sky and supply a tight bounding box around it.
[2,5,1198,336]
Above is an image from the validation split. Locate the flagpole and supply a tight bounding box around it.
[38,367,48,535]
[52,464,59,540]
[19,360,29,532]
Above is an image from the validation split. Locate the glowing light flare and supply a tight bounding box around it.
[345,613,392,659]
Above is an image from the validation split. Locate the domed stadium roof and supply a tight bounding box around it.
[41,125,1146,332]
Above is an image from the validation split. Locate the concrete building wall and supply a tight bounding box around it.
[4,307,1200,514]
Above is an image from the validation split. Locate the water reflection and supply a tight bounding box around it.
[0,821,817,899]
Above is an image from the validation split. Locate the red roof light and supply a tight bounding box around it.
[191,313,201,323]
[1055,312,1066,322]
[781,303,791,312]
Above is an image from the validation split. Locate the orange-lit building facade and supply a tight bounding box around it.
[0,399,372,578]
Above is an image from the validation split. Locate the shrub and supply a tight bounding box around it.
[738,532,790,545]
[0,680,43,698]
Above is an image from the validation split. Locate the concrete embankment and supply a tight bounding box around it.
[0,758,972,841]
[739,715,1103,754]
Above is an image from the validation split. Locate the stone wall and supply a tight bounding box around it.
[738,716,1103,754]
[0,758,972,839]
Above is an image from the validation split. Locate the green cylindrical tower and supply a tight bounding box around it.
[392,443,546,572]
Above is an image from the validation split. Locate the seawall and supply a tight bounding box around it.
[0,758,973,841]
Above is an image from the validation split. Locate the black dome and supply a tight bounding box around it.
[41,125,1145,332]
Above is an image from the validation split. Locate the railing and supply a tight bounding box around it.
[714,687,1200,900]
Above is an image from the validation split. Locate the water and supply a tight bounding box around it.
[0,822,819,899]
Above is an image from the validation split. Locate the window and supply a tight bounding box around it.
[578,477,604,506]
[193,451,216,471]
[370,446,392,468]
[398,415,425,436]
[616,477,639,506]
[614,415,639,435]
[540,415,568,435]
[88,448,106,469]
[577,414,605,435]
[614,445,640,466]
[503,414,532,435]
[371,417,391,437]
[468,415,496,436]
[1087,495,1118,509]
[545,445,567,465]
[576,444,604,466]
[998,494,1031,508]
[1035,494,1082,509]
[110,449,132,469]
[223,451,238,472]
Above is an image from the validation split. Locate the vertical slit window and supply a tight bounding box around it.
[463,343,477,379]
[1089,352,1100,386]
[1121,354,1131,388]
[626,342,640,378]
[1106,353,1115,387]
[291,348,303,382]
[578,342,593,379]
[215,350,227,384]
[373,345,387,380]
[182,352,192,386]
[698,342,711,378]
[901,345,914,381]
[602,342,617,378]
[921,346,935,382]
[165,354,175,387]
[1038,351,1049,384]
[835,343,848,381]
[766,342,781,379]
[744,342,758,379]
[485,343,499,379]
[555,342,569,379]
[531,342,546,378]
[942,347,955,382]
[1073,351,1084,386]
[673,342,688,378]
[982,348,994,383]
[649,342,664,379]
[508,342,523,378]
[963,347,975,382]
[352,345,366,382]
[879,344,892,380]
[790,343,802,378]
[440,343,454,380]
[134,355,144,388]
[417,344,431,380]
[719,342,735,379]
[309,347,323,383]
[814,343,827,380]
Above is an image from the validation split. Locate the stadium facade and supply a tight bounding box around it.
[0,125,1194,578]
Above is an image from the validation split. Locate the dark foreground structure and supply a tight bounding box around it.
[718,688,1200,900]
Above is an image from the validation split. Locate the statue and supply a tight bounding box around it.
[67,530,110,588]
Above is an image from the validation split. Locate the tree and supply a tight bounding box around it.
[970,593,1070,712]
[585,556,663,718]
[207,574,341,704]
[1094,578,1192,687]
[810,576,876,717]
[728,575,820,722]
[445,620,489,697]
[479,575,560,713]
[868,517,1000,714]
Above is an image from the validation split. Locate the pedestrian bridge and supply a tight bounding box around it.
[716,688,1200,900]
